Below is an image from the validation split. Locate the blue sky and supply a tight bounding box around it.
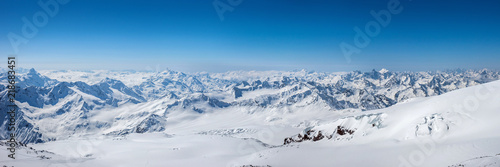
[1,0,499,72]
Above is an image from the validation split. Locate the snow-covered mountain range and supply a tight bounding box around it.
[1,68,498,143]
[1,68,499,167]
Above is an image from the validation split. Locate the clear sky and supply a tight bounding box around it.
[1,0,499,72]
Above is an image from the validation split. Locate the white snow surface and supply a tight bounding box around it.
[0,68,500,167]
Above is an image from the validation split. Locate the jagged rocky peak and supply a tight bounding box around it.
[19,68,58,88]
[28,68,37,75]
[135,114,167,133]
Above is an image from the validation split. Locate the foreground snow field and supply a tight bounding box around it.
[1,69,500,166]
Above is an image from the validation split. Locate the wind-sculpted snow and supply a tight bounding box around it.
[415,113,450,137]
[0,68,499,145]
[449,153,500,167]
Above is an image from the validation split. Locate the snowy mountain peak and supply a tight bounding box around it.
[28,68,37,75]
[18,68,58,88]
[379,68,389,74]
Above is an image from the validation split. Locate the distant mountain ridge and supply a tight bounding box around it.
[0,68,499,144]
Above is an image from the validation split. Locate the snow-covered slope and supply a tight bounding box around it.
[3,68,498,143]
[1,68,499,167]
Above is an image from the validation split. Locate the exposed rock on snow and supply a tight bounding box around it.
[284,113,385,144]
